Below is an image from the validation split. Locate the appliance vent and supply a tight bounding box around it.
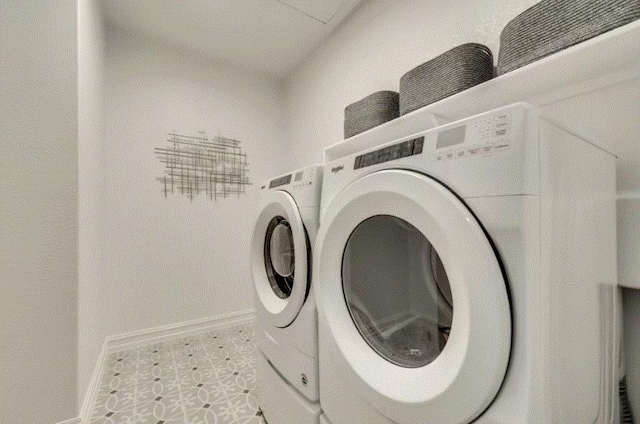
[620,376,635,424]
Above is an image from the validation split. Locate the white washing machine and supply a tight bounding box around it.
[252,164,323,424]
[315,103,620,423]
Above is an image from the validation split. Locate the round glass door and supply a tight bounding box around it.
[343,215,453,368]
[315,169,511,422]
[252,190,309,328]
[264,216,295,299]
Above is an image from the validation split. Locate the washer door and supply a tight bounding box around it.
[252,190,309,328]
[315,169,511,424]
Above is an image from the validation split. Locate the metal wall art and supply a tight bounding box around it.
[155,131,251,201]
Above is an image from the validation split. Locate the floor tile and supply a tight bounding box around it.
[90,321,260,424]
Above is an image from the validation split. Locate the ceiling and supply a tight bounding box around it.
[101,0,363,80]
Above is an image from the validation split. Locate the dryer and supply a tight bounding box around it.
[315,103,619,423]
[252,164,323,424]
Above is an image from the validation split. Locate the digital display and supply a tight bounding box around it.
[436,125,466,149]
[354,137,425,170]
[269,174,292,188]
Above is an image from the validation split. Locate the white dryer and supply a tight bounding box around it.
[252,164,323,424]
[315,103,620,423]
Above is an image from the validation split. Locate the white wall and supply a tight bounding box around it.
[0,1,78,422]
[97,29,286,344]
[78,0,105,409]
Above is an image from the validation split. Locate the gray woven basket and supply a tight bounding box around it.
[498,0,640,75]
[344,91,399,139]
[399,43,494,116]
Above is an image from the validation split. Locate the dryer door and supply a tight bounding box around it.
[252,190,309,328]
[315,169,511,424]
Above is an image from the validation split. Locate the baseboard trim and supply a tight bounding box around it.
[79,336,109,424]
[106,309,255,352]
[78,309,255,423]
[55,418,81,424]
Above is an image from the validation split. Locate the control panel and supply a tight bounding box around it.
[435,112,511,161]
[320,104,534,211]
[269,174,292,188]
[262,166,319,192]
[354,136,424,170]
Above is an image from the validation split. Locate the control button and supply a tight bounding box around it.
[479,117,493,132]
[495,113,510,124]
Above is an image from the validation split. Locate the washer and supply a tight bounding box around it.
[252,164,323,424]
[315,103,619,423]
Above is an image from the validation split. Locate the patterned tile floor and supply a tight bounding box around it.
[90,321,266,424]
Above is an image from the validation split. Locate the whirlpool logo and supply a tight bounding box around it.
[331,165,344,174]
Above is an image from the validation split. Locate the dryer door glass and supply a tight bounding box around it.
[264,216,295,299]
[342,215,453,368]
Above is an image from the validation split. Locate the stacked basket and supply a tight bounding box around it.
[399,43,494,116]
[498,0,640,75]
[343,0,640,140]
[343,91,399,139]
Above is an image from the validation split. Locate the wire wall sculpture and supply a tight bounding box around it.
[155,131,251,201]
